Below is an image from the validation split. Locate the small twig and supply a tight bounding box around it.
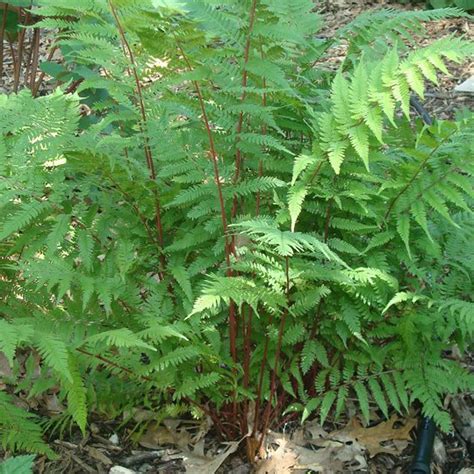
[76,347,153,382]
[323,198,333,243]
[8,39,18,85]
[309,160,324,185]
[24,26,37,87]
[424,92,457,99]
[13,9,30,92]
[32,44,58,96]
[64,78,84,94]
[269,389,288,427]
[0,3,8,83]
[120,451,164,467]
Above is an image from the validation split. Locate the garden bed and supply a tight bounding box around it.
[0,1,472,473]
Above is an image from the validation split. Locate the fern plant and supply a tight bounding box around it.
[0,454,35,474]
[0,0,472,460]
[392,0,473,11]
[429,0,473,10]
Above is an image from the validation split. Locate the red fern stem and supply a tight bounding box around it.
[257,256,290,451]
[108,1,166,275]
[177,44,239,365]
[231,0,258,220]
[255,71,267,216]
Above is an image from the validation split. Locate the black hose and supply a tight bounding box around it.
[410,417,437,474]
[410,96,434,126]
[408,98,436,474]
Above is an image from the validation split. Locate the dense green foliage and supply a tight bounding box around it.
[429,0,473,9]
[0,454,35,474]
[394,0,473,11]
[0,0,473,458]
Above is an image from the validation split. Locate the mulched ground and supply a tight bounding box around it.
[11,394,471,473]
[320,0,473,120]
[1,1,472,473]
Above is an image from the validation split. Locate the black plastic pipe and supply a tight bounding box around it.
[410,417,436,474]
[410,96,434,126]
[408,97,436,474]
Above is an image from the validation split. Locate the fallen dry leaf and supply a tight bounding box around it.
[257,415,415,472]
[139,423,191,449]
[170,439,241,474]
[0,351,13,379]
[139,417,212,450]
[43,392,65,414]
[255,437,297,474]
[303,420,329,441]
[123,407,155,423]
[256,430,366,473]
[0,352,12,390]
[332,415,417,457]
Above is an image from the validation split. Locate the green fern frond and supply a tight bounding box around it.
[0,392,55,457]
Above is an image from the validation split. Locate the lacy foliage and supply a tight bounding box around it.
[0,0,473,455]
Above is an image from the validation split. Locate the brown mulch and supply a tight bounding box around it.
[1,397,471,473]
[0,35,58,97]
[320,0,473,120]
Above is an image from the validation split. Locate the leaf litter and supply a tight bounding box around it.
[255,414,416,473]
